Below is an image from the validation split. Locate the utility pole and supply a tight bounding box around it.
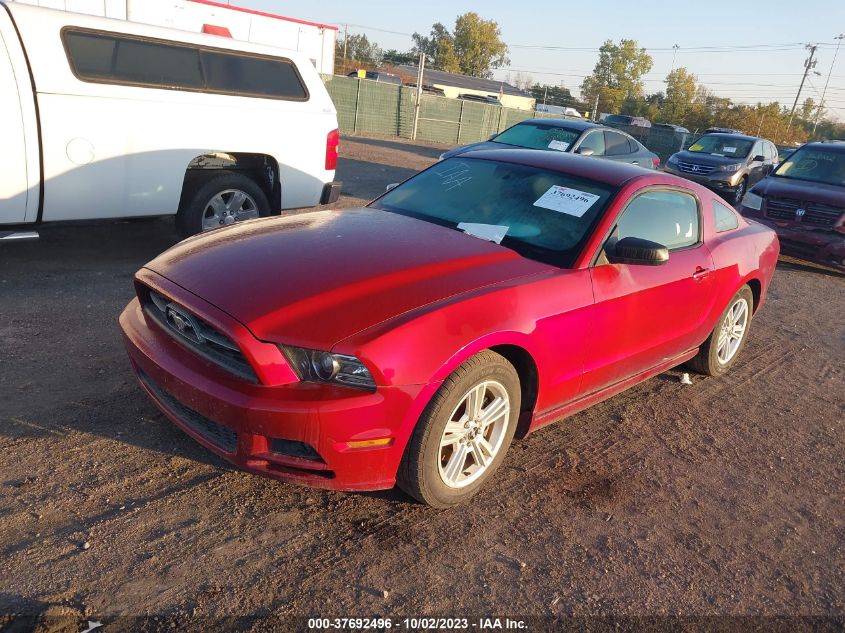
[787,44,818,131]
[342,24,348,73]
[814,34,845,136]
[412,53,425,140]
[543,85,548,106]
[592,92,600,122]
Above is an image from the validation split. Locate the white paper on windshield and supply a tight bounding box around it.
[457,222,509,244]
[533,185,600,218]
[723,146,737,154]
[548,140,570,152]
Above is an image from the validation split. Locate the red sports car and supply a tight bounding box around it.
[119,150,779,507]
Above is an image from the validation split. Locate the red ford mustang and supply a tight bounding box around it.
[119,150,779,507]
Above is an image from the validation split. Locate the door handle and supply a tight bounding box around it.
[631,161,639,165]
[692,266,711,280]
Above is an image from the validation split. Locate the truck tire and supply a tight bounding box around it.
[177,171,270,238]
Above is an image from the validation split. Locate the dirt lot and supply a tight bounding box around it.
[1,137,843,632]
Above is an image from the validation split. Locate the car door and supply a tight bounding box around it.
[581,187,719,394]
[604,130,639,165]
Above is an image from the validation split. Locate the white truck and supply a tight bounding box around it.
[0,1,341,240]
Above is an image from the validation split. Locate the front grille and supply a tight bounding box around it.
[139,285,258,383]
[676,161,716,175]
[766,197,844,227]
[138,369,238,453]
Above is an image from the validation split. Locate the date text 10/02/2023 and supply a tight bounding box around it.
[306,617,528,630]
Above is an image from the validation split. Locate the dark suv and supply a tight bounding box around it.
[740,141,845,272]
[664,133,778,203]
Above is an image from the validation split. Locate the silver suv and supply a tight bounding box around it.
[664,133,778,204]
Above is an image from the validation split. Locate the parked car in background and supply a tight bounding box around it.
[653,123,690,134]
[458,93,502,106]
[536,103,583,118]
[0,2,340,240]
[121,149,778,507]
[705,127,743,135]
[740,141,845,271]
[776,145,797,164]
[604,114,652,129]
[438,119,660,168]
[347,70,401,85]
[664,133,778,204]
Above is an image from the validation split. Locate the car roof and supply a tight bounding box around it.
[455,148,665,187]
[516,118,600,131]
[804,140,845,153]
[700,132,760,142]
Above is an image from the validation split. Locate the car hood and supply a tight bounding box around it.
[753,175,845,207]
[145,209,551,349]
[441,141,502,159]
[672,150,748,167]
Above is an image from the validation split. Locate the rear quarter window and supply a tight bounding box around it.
[713,200,740,232]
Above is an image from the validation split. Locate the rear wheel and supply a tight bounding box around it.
[688,286,753,377]
[177,171,270,238]
[397,351,520,508]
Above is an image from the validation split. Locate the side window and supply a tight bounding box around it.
[63,29,307,100]
[628,138,640,153]
[579,131,606,156]
[605,131,632,156]
[713,199,740,232]
[751,142,763,160]
[200,51,307,99]
[615,190,700,250]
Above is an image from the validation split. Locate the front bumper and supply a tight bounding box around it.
[740,207,845,271]
[664,165,743,192]
[119,296,426,491]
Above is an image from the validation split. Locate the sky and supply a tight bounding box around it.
[238,0,845,119]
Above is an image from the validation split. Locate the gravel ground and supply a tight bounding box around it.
[1,136,843,632]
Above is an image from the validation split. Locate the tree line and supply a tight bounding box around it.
[335,21,845,145]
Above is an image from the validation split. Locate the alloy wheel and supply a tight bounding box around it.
[438,380,511,489]
[201,189,259,231]
[717,297,749,364]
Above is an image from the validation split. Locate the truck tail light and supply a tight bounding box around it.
[326,129,339,170]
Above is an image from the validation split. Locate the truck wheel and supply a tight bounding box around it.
[177,171,270,237]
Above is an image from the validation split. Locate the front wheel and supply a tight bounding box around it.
[177,171,270,238]
[397,351,520,508]
[687,286,753,377]
[731,177,748,205]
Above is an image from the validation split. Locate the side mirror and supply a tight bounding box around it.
[606,236,669,266]
[385,183,398,192]
[576,147,595,156]
[752,154,765,163]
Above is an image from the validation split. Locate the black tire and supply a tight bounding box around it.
[397,350,520,508]
[732,177,748,205]
[687,285,754,377]
[176,170,270,238]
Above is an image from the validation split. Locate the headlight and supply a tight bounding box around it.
[667,154,679,165]
[280,345,376,390]
[719,163,742,172]
[741,191,763,210]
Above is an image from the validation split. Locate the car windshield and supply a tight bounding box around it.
[492,123,582,152]
[774,147,845,186]
[368,157,615,267]
[687,135,754,158]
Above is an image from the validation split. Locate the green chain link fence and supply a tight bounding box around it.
[323,74,693,159]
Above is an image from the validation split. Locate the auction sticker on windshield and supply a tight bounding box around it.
[533,185,600,217]
[548,140,570,152]
[724,146,737,154]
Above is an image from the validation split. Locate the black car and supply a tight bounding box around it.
[664,133,778,204]
[439,118,660,168]
[740,141,845,272]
